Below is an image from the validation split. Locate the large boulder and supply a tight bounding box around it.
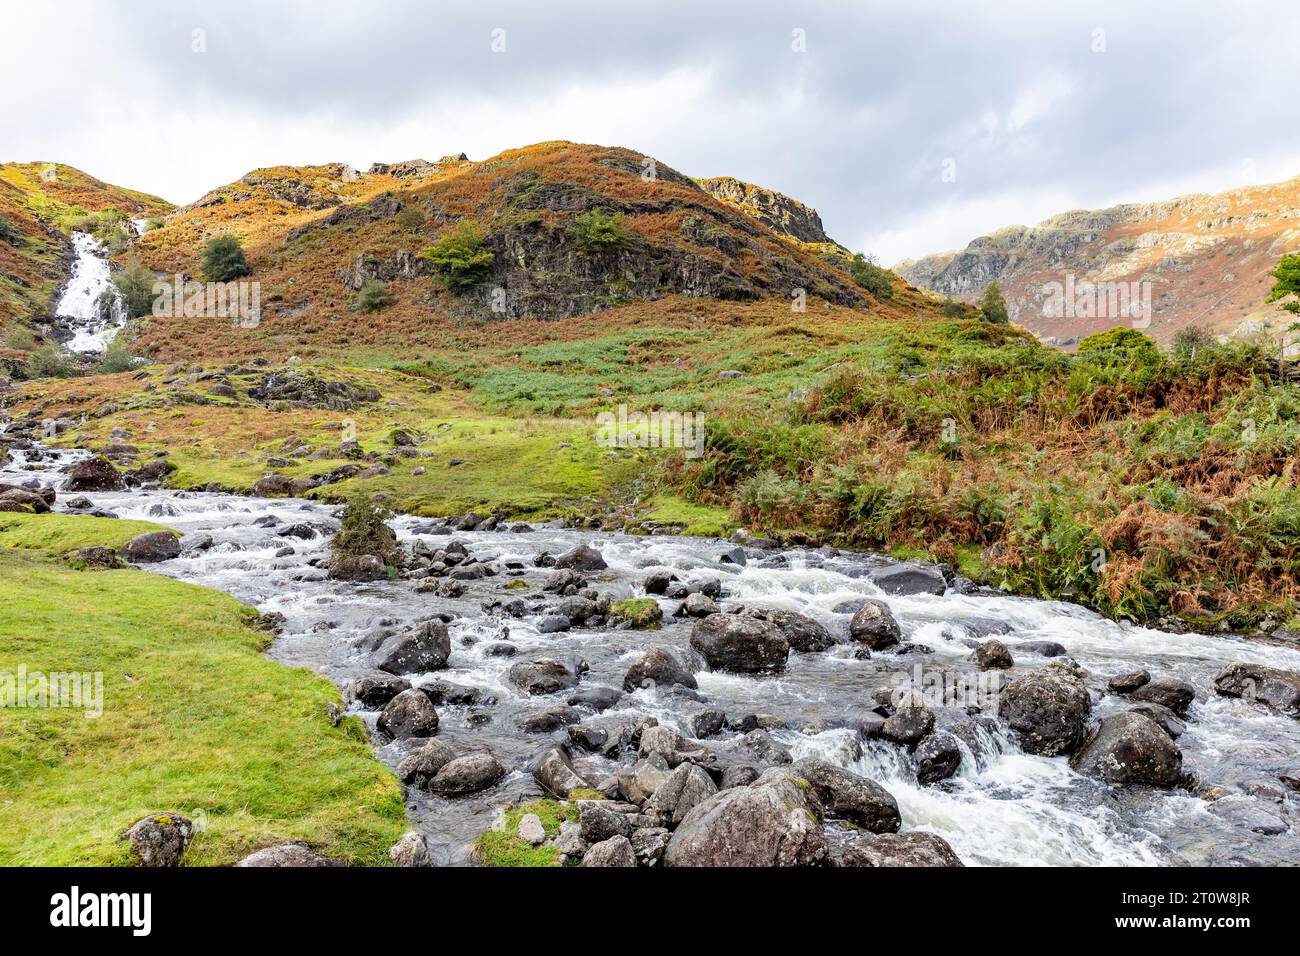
[663,768,828,867]
[793,757,901,833]
[554,543,607,571]
[374,620,450,675]
[328,554,387,581]
[869,562,947,596]
[829,830,964,867]
[345,672,411,709]
[972,639,1014,671]
[1068,713,1183,787]
[749,607,837,652]
[509,657,581,696]
[582,835,636,867]
[914,732,963,785]
[622,648,698,692]
[121,531,182,563]
[848,600,901,649]
[64,455,124,492]
[123,813,194,867]
[377,688,440,739]
[395,738,456,784]
[997,666,1091,756]
[880,696,936,747]
[252,473,292,497]
[690,613,789,673]
[1213,663,1300,716]
[427,753,505,796]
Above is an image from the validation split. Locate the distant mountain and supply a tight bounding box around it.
[896,176,1300,344]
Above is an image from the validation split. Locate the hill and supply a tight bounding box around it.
[896,175,1300,345]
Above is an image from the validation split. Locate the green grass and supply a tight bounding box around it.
[0,513,169,553]
[641,494,734,538]
[473,798,582,867]
[0,520,405,865]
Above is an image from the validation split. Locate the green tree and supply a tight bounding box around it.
[201,235,252,283]
[571,209,630,252]
[978,282,1009,324]
[112,253,157,318]
[420,220,494,290]
[846,253,894,299]
[1266,252,1300,314]
[0,214,22,245]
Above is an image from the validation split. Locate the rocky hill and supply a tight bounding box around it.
[695,176,841,249]
[129,142,869,342]
[896,175,1300,345]
[0,162,172,347]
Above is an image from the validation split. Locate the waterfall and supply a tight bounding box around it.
[54,232,127,353]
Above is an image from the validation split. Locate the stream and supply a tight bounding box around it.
[3,445,1298,867]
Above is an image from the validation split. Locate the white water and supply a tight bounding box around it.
[54,232,126,353]
[4,445,1298,866]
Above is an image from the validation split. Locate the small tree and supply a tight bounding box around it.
[330,494,400,564]
[1266,253,1300,314]
[978,282,1009,324]
[847,253,894,299]
[571,209,630,252]
[421,220,494,290]
[0,214,22,245]
[354,279,391,313]
[113,253,157,318]
[201,235,252,283]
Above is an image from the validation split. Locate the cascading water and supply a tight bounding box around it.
[3,445,1297,866]
[54,232,127,353]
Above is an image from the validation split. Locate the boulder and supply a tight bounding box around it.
[554,544,607,571]
[1128,676,1196,716]
[121,531,181,563]
[663,768,827,867]
[519,706,580,734]
[517,814,547,846]
[914,732,963,785]
[578,802,632,843]
[76,546,125,569]
[1068,712,1183,787]
[328,554,387,581]
[1214,663,1300,715]
[829,830,964,867]
[848,600,901,649]
[679,592,719,618]
[64,455,124,491]
[752,607,837,652]
[345,672,411,709]
[643,762,718,824]
[869,562,947,596]
[643,570,677,594]
[792,757,901,833]
[631,827,670,866]
[639,725,714,768]
[374,620,450,674]
[532,745,591,797]
[427,753,505,796]
[252,473,292,497]
[509,657,581,696]
[690,613,789,672]
[622,648,698,692]
[971,639,1013,671]
[395,738,456,784]
[235,842,343,867]
[377,688,440,739]
[581,835,636,867]
[123,813,194,867]
[389,831,432,866]
[880,696,936,747]
[997,666,1091,756]
[1108,670,1151,693]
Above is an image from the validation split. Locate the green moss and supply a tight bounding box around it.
[642,494,734,538]
[610,597,663,629]
[473,798,580,867]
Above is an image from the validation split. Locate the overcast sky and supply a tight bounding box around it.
[5,0,1299,263]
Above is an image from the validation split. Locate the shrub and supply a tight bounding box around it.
[143,217,165,232]
[395,206,425,232]
[571,209,630,252]
[847,253,894,299]
[940,296,967,318]
[978,282,1009,323]
[1266,252,1300,313]
[97,335,141,374]
[201,235,252,283]
[330,494,401,564]
[112,254,157,318]
[0,214,22,245]
[1075,327,1161,365]
[421,220,494,290]
[28,345,73,379]
[354,279,391,313]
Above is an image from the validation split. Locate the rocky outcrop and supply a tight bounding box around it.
[695,176,835,245]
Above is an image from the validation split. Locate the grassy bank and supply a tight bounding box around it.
[0,514,405,865]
